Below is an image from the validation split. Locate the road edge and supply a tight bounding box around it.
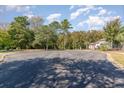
[0,54,6,62]
[105,52,124,70]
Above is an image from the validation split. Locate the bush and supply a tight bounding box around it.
[4,46,10,51]
[99,44,109,51]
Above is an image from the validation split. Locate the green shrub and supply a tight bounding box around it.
[99,44,109,51]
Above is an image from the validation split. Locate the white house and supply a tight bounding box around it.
[89,39,109,50]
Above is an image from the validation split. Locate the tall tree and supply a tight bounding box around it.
[0,29,12,50]
[71,31,86,49]
[8,16,34,49]
[61,19,72,49]
[116,26,124,48]
[49,21,61,49]
[104,18,121,48]
[33,25,54,50]
[29,16,44,32]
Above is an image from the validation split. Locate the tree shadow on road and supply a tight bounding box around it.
[0,57,124,88]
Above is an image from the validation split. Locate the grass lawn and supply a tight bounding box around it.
[107,51,124,67]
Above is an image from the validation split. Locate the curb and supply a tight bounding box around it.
[0,54,6,62]
[0,52,16,63]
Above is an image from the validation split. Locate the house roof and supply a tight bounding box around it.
[89,39,107,45]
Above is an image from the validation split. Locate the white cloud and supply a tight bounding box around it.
[98,9,107,16]
[46,13,61,23]
[87,16,105,25]
[5,5,17,10]
[77,21,85,27]
[98,7,103,10]
[5,5,31,12]
[69,5,74,10]
[70,5,95,20]
[88,16,120,30]
[23,11,35,19]
[69,5,94,11]
[77,16,105,30]
[6,5,22,12]
[96,6,114,17]
[104,16,121,22]
[24,6,31,12]
[77,15,105,30]
[92,6,104,11]
[89,26,102,30]
[70,8,85,20]
[5,5,36,19]
[72,6,120,30]
[108,11,112,15]
[97,8,113,16]
[77,15,121,30]
[113,16,121,19]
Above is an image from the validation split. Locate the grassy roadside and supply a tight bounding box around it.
[0,53,6,62]
[105,51,124,68]
[0,50,16,62]
[111,53,124,65]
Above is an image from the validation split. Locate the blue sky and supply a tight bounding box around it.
[0,5,124,31]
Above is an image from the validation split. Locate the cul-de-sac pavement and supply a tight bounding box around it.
[0,50,124,88]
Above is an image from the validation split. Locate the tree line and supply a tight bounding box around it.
[0,16,124,50]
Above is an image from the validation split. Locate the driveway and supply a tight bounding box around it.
[0,50,124,88]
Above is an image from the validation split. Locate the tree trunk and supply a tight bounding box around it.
[111,41,113,49]
[63,35,65,50]
[63,40,65,50]
[46,43,48,50]
[80,46,81,50]
[46,39,48,50]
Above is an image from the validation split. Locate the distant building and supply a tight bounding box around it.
[89,43,96,50]
[89,39,109,50]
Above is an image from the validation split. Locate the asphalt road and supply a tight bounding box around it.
[0,50,124,88]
